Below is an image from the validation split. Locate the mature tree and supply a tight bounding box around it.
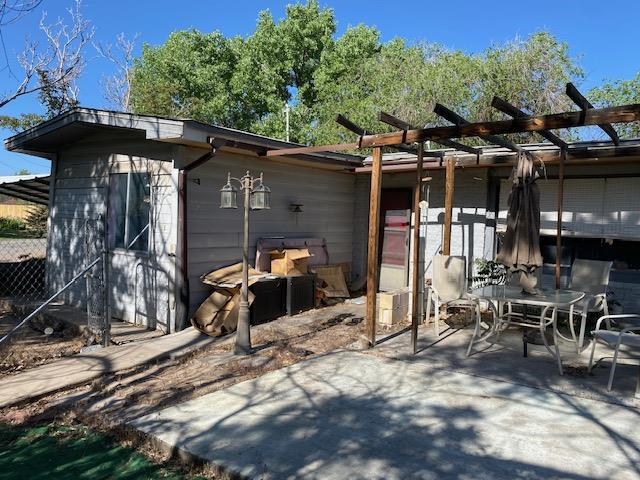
[0,0,93,111]
[128,1,584,146]
[95,33,139,111]
[130,30,238,124]
[589,72,640,138]
[130,0,335,141]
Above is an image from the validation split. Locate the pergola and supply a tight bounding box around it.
[266,83,640,353]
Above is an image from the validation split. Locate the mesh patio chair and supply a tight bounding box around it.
[426,254,480,336]
[588,314,640,396]
[558,259,612,352]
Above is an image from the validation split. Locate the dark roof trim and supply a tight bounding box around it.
[4,108,364,169]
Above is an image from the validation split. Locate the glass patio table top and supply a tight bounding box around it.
[466,285,585,375]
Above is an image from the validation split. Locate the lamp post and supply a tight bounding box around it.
[220,171,270,354]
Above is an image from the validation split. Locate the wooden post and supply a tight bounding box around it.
[365,147,383,347]
[555,149,566,289]
[443,158,455,255]
[411,143,425,354]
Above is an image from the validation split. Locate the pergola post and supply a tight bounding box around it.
[555,149,566,289]
[365,147,383,347]
[443,158,455,255]
[411,143,425,353]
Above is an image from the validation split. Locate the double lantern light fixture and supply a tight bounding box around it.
[219,171,271,210]
[219,171,271,355]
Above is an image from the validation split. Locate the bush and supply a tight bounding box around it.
[24,205,48,237]
[0,216,27,234]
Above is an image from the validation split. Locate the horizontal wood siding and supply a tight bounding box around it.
[47,140,178,330]
[186,152,356,313]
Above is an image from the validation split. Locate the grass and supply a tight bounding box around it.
[0,422,206,480]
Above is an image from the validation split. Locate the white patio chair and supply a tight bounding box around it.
[559,259,612,351]
[588,314,640,396]
[426,254,480,336]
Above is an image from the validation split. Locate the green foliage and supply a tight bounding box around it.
[473,258,507,288]
[128,2,585,146]
[0,113,45,133]
[0,216,27,234]
[589,71,640,137]
[24,205,48,237]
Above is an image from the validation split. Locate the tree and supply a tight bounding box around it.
[95,33,139,111]
[0,0,94,114]
[589,72,640,138]
[130,30,238,125]
[128,2,584,146]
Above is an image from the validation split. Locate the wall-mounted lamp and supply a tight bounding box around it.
[289,203,304,213]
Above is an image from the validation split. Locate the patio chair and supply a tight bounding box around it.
[588,314,640,396]
[426,254,480,336]
[559,259,612,351]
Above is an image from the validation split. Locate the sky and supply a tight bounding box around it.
[1,0,639,176]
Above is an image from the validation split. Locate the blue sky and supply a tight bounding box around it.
[1,0,639,175]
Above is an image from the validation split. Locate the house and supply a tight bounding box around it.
[5,107,640,335]
[4,108,362,332]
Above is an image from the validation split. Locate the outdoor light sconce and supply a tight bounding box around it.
[289,203,304,213]
[219,171,271,355]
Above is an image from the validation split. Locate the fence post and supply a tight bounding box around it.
[101,215,110,347]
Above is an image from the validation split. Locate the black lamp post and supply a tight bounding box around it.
[220,171,270,354]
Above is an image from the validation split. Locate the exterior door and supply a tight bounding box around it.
[379,188,412,291]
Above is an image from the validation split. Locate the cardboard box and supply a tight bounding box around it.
[270,248,311,276]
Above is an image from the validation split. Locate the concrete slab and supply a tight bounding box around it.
[132,350,640,480]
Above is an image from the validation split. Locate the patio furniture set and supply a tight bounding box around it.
[426,254,640,398]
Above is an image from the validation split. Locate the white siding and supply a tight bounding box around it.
[186,151,356,315]
[47,141,178,331]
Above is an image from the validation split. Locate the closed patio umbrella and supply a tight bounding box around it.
[496,151,543,293]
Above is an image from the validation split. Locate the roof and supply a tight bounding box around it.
[4,108,364,171]
[0,174,50,205]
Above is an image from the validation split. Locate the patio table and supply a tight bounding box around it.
[466,285,585,375]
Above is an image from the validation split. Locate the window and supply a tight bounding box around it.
[108,172,150,251]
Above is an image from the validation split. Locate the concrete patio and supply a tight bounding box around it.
[131,321,640,479]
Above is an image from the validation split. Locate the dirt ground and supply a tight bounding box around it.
[0,299,403,478]
[0,312,86,375]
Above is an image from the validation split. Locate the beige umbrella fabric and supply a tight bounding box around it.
[496,152,543,292]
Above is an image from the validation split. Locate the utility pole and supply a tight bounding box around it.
[284,102,290,142]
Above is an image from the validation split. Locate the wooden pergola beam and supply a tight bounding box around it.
[359,104,640,149]
[265,103,640,157]
[491,96,568,149]
[336,114,367,136]
[434,103,521,152]
[379,111,481,155]
[566,82,620,145]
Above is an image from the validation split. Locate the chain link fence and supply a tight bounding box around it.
[0,211,110,348]
[85,217,109,340]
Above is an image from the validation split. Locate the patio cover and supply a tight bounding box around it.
[0,174,50,206]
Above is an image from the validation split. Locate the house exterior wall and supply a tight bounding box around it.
[47,137,179,331]
[185,150,356,316]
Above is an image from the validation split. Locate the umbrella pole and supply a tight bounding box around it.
[555,149,566,289]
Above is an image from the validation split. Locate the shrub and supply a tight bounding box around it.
[0,216,27,234]
[24,205,48,237]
